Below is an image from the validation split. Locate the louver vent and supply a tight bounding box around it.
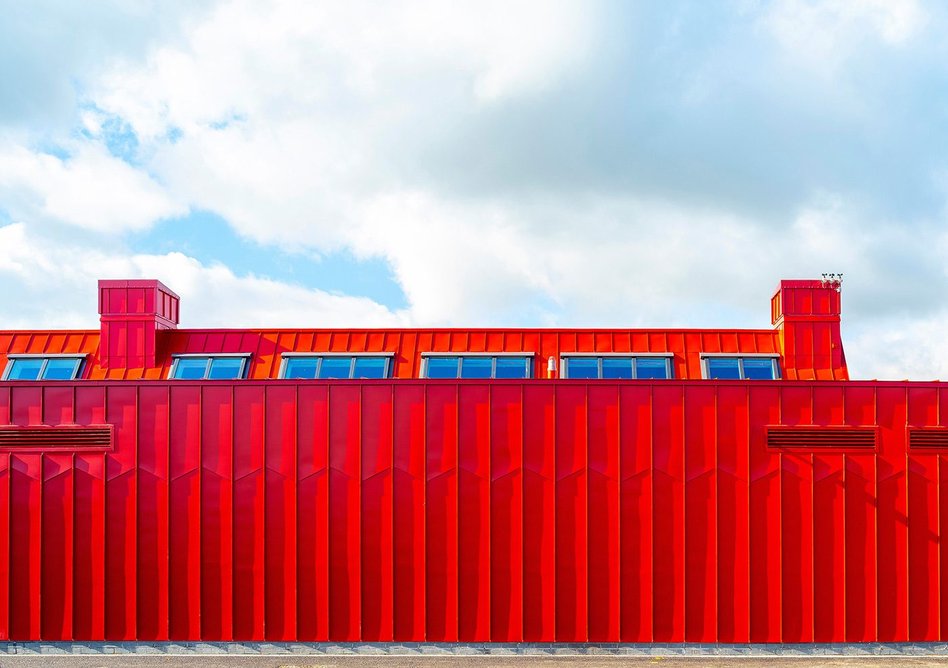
[0,425,113,450]
[909,429,948,449]
[767,427,876,449]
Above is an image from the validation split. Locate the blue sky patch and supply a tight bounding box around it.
[128,209,409,309]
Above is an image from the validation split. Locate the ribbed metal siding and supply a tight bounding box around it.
[0,380,945,642]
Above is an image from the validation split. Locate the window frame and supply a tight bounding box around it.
[1,354,86,381]
[559,353,674,380]
[168,353,252,380]
[700,353,781,380]
[420,352,535,379]
[278,352,395,380]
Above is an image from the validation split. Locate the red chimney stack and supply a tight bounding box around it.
[98,279,179,370]
[771,278,847,380]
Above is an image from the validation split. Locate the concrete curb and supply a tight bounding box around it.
[2,642,948,656]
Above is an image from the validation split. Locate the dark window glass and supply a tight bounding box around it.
[567,358,599,379]
[7,359,43,380]
[42,358,80,380]
[496,356,530,379]
[284,357,319,379]
[426,356,459,379]
[353,357,387,379]
[173,358,209,380]
[635,357,670,379]
[460,357,492,379]
[742,358,777,380]
[318,357,352,379]
[602,357,633,379]
[707,358,741,380]
[207,357,244,379]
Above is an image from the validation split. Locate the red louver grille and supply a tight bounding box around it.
[0,425,113,450]
[909,428,948,449]
[767,426,876,449]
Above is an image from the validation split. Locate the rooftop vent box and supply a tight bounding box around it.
[98,279,179,370]
[771,279,841,326]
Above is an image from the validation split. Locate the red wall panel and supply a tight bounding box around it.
[424,384,458,641]
[201,386,234,640]
[619,385,653,641]
[361,384,394,641]
[652,385,684,642]
[555,385,587,641]
[0,389,8,641]
[329,385,361,641]
[586,385,619,642]
[1,378,948,644]
[392,384,425,641]
[522,385,555,641]
[169,385,201,640]
[265,385,297,640]
[297,385,329,641]
[458,384,490,641]
[232,386,265,640]
[490,384,523,642]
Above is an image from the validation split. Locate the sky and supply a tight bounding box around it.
[0,0,946,380]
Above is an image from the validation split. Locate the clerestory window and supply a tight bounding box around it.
[701,355,780,380]
[280,354,392,379]
[169,354,250,380]
[1,355,85,381]
[560,354,673,379]
[421,354,533,379]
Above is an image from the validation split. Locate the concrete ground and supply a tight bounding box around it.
[2,658,948,667]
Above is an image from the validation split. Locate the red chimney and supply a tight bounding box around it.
[771,278,848,380]
[98,279,179,370]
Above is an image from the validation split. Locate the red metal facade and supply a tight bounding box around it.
[0,379,946,643]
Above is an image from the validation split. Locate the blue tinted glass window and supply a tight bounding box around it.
[207,357,244,379]
[495,356,529,379]
[426,357,459,379]
[707,358,741,380]
[7,359,43,380]
[173,357,209,380]
[284,357,319,379]
[742,358,776,380]
[460,357,492,379]
[601,357,633,379]
[353,357,387,379]
[318,357,352,379]
[567,358,599,379]
[635,357,670,379]
[42,358,80,380]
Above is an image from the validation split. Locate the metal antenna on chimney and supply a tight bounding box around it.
[821,273,843,292]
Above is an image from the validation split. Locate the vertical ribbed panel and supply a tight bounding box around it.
[0,380,945,642]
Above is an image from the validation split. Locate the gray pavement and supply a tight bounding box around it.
[2,658,948,667]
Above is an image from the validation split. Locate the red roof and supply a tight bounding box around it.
[0,278,850,381]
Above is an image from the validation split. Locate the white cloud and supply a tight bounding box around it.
[763,0,926,71]
[94,0,594,139]
[0,140,185,232]
[0,222,409,329]
[846,313,948,381]
[71,0,596,250]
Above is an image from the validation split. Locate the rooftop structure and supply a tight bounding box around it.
[0,278,847,381]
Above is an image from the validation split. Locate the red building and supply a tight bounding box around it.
[0,277,944,644]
